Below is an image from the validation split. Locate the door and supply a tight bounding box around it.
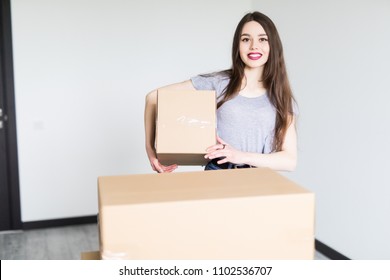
[0,87,11,230]
[0,0,21,231]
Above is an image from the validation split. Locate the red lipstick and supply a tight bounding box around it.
[248,52,262,60]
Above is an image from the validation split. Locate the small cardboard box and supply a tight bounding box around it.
[98,168,315,260]
[156,89,216,165]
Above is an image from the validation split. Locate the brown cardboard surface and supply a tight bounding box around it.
[81,251,101,260]
[98,168,315,260]
[156,89,216,165]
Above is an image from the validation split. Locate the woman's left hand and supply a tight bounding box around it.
[204,136,246,165]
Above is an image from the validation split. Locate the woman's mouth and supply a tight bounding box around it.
[248,52,262,60]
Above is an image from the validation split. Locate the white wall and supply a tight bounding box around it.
[253,0,390,259]
[11,0,252,222]
[12,0,390,260]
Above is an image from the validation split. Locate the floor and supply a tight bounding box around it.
[0,223,99,260]
[0,223,329,260]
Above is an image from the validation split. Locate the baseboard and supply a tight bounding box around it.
[315,239,350,260]
[22,215,97,230]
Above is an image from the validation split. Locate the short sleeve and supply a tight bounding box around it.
[190,75,215,90]
[191,73,229,98]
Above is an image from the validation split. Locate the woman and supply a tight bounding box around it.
[145,11,297,173]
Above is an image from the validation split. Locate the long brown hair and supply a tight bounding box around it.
[218,11,296,152]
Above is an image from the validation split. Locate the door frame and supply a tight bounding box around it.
[0,0,21,231]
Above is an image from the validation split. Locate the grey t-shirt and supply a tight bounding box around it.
[191,73,276,154]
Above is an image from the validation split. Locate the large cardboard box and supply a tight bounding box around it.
[81,251,101,260]
[98,168,315,260]
[156,89,216,165]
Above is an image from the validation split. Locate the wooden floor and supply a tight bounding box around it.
[0,223,329,260]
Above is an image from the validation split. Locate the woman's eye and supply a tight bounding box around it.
[241,38,250,42]
[260,38,268,42]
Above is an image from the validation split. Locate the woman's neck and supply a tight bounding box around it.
[240,67,266,97]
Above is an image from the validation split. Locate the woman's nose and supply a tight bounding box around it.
[250,41,259,50]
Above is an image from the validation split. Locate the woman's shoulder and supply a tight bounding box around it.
[191,70,230,91]
[201,70,230,80]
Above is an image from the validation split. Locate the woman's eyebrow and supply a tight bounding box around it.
[240,33,268,37]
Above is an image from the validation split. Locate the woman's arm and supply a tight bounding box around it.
[144,80,196,173]
[205,116,297,172]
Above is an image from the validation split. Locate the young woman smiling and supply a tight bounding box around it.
[145,11,297,173]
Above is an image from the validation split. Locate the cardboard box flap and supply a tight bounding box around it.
[98,168,311,206]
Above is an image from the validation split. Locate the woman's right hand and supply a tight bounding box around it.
[148,153,178,173]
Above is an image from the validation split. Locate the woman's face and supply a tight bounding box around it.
[239,21,270,69]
